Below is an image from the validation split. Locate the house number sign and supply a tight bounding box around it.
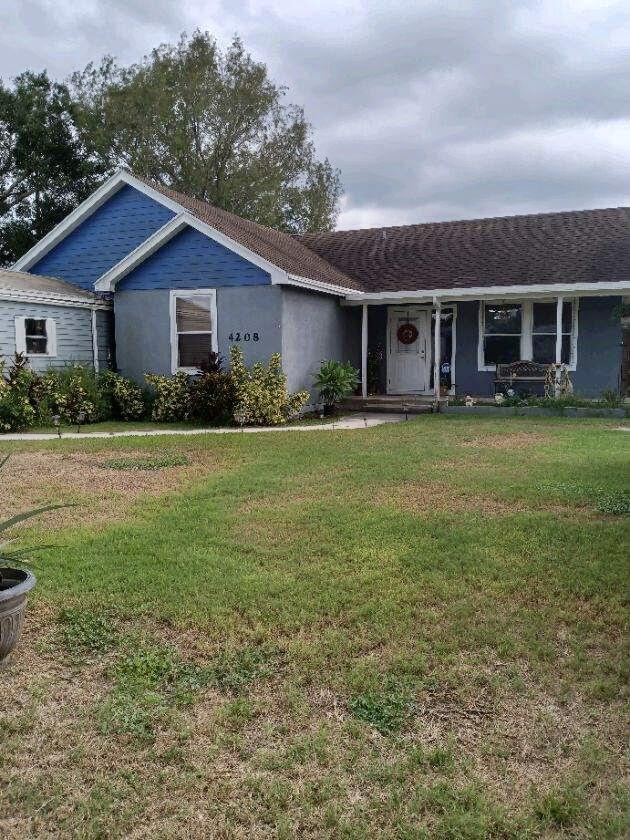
[228,331,260,342]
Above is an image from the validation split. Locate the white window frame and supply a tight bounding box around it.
[478,298,579,371]
[14,316,57,358]
[169,289,218,374]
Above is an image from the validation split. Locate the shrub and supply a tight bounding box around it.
[230,346,309,425]
[314,359,359,412]
[145,372,191,422]
[600,389,623,408]
[189,370,237,424]
[0,354,40,431]
[99,371,147,420]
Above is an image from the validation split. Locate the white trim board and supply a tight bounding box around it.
[0,288,112,309]
[344,280,630,304]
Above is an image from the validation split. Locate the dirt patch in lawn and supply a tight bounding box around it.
[0,449,223,530]
[376,480,590,518]
[377,481,526,516]
[458,431,549,450]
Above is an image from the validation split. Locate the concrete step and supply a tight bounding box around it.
[341,400,433,415]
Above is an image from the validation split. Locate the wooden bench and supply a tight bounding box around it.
[493,361,549,395]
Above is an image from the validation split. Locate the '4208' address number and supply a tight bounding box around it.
[228,332,260,342]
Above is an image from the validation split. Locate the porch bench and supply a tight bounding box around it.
[493,361,550,395]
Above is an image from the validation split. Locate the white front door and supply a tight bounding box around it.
[387,307,431,393]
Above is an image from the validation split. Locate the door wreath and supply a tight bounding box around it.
[397,322,419,344]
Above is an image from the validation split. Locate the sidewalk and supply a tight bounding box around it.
[1,413,405,441]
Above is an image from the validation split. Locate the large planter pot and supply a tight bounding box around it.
[0,568,36,665]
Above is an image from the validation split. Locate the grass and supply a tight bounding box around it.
[0,415,628,838]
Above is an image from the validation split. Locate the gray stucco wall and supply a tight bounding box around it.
[281,287,359,397]
[114,285,282,383]
[454,297,623,397]
[0,300,112,372]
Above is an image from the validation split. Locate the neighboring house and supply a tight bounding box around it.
[8,169,630,398]
[0,269,112,372]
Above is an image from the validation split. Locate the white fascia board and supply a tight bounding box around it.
[280,273,358,297]
[343,279,630,304]
[0,288,112,309]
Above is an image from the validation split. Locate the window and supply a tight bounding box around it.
[479,300,578,370]
[15,316,56,357]
[482,304,522,365]
[532,301,573,365]
[170,290,216,372]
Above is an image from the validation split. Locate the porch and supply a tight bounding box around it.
[346,292,622,401]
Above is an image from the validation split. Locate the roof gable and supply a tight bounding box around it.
[26,184,175,290]
[117,225,270,291]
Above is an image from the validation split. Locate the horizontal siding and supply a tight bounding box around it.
[29,185,175,290]
[0,301,101,371]
[117,226,270,291]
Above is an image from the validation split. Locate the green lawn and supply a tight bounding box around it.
[1,417,628,838]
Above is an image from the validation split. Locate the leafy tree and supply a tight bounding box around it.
[71,31,342,233]
[0,71,105,265]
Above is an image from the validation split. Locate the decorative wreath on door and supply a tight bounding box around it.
[397,322,419,344]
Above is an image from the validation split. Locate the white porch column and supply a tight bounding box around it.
[555,296,564,364]
[433,300,442,400]
[554,296,563,396]
[91,308,99,373]
[361,303,368,398]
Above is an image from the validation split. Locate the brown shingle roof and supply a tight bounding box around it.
[297,207,630,293]
[0,269,99,300]
[136,176,362,291]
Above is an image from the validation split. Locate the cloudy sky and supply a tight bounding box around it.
[3,0,630,229]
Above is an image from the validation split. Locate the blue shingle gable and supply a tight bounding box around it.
[117,226,270,290]
[29,185,175,290]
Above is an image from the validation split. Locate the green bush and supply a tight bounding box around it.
[230,346,309,425]
[0,354,40,431]
[145,372,191,422]
[99,371,147,420]
[314,359,359,411]
[189,370,237,424]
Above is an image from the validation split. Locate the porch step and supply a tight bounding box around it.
[341,397,434,414]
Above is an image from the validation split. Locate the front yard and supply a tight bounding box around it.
[0,417,628,838]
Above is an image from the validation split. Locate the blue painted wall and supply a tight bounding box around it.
[116,226,270,290]
[367,298,622,398]
[455,297,622,397]
[572,297,622,396]
[30,185,175,290]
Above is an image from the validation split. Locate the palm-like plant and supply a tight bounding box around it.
[314,360,360,413]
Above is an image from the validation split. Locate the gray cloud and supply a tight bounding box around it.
[2,0,630,228]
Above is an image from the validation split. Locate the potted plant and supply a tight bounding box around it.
[0,456,66,665]
[314,360,360,415]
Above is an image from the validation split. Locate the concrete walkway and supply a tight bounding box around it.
[1,413,405,441]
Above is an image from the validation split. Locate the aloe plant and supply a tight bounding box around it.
[0,454,70,585]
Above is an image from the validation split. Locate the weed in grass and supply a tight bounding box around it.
[56,608,118,655]
[348,680,413,735]
[99,640,212,742]
[534,780,586,829]
[596,490,630,515]
[408,742,457,774]
[101,453,189,470]
[207,643,279,694]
